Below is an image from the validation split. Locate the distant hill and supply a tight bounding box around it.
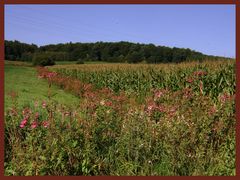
[5,40,232,64]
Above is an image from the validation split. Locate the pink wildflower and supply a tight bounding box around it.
[64,112,70,116]
[20,124,25,128]
[219,93,231,103]
[193,71,207,76]
[46,72,57,79]
[154,90,164,98]
[145,101,156,114]
[20,118,28,128]
[148,105,154,111]
[105,101,113,107]
[42,101,47,108]
[31,121,38,129]
[186,78,193,83]
[42,121,50,128]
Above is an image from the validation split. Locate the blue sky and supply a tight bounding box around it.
[5,5,235,58]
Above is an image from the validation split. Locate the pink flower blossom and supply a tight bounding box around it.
[20,118,28,128]
[193,71,207,76]
[145,102,156,116]
[42,121,49,128]
[147,105,154,111]
[64,112,70,116]
[219,93,231,103]
[105,101,113,107]
[152,89,168,101]
[154,90,164,98]
[186,78,193,83]
[20,124,25,128]
[46,72,57,78]
[42,101,47,108]
[31,121,38,129]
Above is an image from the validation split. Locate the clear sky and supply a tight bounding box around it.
[5,5,235,58]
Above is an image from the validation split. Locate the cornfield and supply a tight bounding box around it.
[50,60,235,100]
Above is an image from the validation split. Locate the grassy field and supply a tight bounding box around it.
[4,60,236,176]
[4,60,113,66]
[55,61,78,65]
[4,64,79,109]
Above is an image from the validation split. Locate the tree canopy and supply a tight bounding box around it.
[5,40,230,64]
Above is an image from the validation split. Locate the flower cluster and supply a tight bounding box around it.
[38,68,57,79]
[20,117,28,128]
[193,71,208,76]
[219,92,234,104]
[19,105,50,129]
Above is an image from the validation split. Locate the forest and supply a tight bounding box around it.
[4,40,230,64]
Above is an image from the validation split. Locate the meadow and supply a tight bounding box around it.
[4,60,236,176]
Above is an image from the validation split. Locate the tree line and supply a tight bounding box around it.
[5,40,230,65]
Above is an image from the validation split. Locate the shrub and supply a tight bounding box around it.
[33,53,55,66]
[76,59,84,64]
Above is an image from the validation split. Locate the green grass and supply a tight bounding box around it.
[83,61,121,64]
[4,60,32,66]
[4,64,79,109]
[55,61,78,65]
[55,61,112,65]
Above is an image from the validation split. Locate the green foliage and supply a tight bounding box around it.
[4,61,236,176]
[127,51,144,63]
[51,60,235,100]
[76,59,85,64]
[5,40,232,64]
[5,40,37,61]
[33,53,55,66]
[4,88,235,175]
